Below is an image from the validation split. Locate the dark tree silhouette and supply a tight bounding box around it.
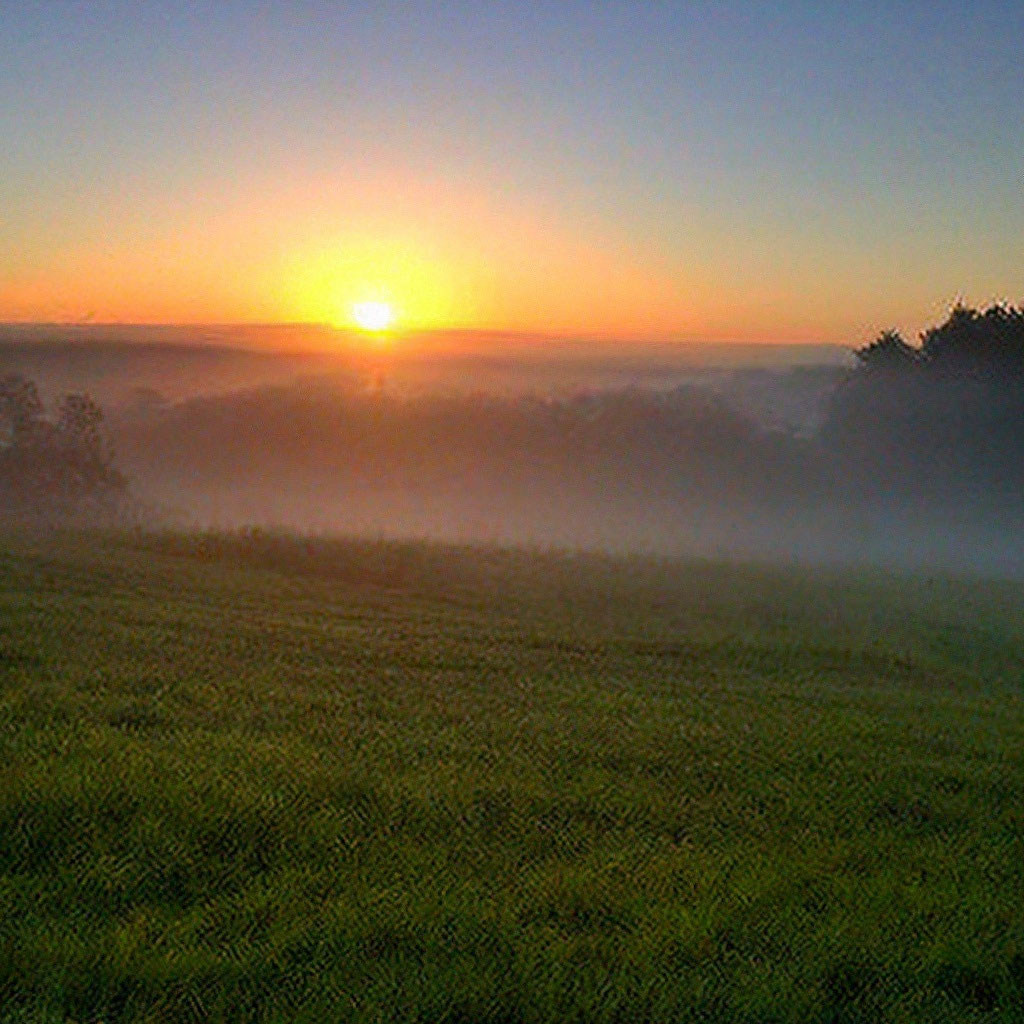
[0,373,45,446]
[919,302,1024,377]
[854,329,918,372]
[850,303,1024,378]
[0,375,125,519]
[823,302,1024,507]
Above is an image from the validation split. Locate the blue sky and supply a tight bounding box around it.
[2,1,1022,338]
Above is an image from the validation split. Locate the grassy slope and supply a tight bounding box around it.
[1,529,1023,1023]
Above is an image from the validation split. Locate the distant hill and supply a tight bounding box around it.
[0,324,850,420]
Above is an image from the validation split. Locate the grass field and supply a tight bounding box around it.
[1,528,1023,1022]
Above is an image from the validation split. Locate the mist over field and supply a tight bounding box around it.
[4,312,1022,575]
[0,323,849,409]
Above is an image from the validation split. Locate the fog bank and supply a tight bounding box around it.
[4,315,1022,576]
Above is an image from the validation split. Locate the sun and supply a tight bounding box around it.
[352,300,395,332]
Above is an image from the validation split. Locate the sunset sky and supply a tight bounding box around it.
[2,1,1022,342]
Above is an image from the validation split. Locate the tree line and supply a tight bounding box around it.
[825,303,1024,507]
[0,375,125,520]
[2,303,1022,544]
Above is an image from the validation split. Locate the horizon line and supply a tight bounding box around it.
[0,321,850,349]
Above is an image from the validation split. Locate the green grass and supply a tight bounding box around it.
[1,527,1023,1022]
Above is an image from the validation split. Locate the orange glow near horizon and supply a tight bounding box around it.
[4,6,1023,351]
[0,167,976,346]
